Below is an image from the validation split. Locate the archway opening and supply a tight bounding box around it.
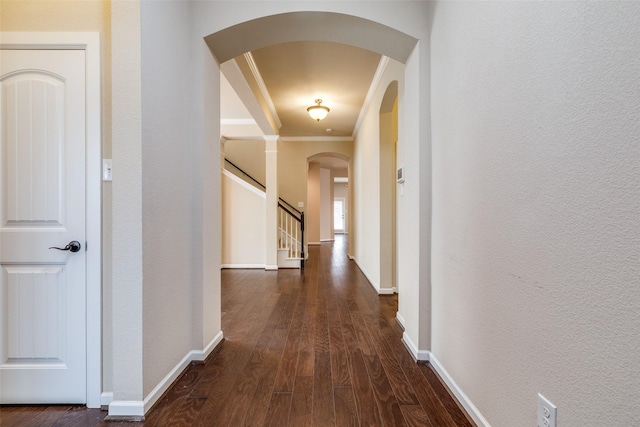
[380,81,399,292]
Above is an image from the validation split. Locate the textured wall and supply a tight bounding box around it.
[140,0,194,397]
[430,1,640,425]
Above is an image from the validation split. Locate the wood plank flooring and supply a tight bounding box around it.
[0,236,475,426]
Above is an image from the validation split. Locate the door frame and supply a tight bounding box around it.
[1,32,102,408]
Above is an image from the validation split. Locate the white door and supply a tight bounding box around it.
[334,197,345,233]
[0,49,87,404]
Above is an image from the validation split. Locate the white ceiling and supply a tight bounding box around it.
[220,41,383,140]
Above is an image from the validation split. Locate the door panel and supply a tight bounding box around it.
[0,49,86,404]
[4,72,64,224]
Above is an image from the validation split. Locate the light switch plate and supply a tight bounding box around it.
[103,159,113,181]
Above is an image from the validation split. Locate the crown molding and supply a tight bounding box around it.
[280,136,354,143]
[352,55,390,138]
[243,52,282,129]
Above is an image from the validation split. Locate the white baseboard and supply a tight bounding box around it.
[265,264,278,271]
[100,391,113,408]
[352,258,382,294]
[429,353,491,427]
[107,400,145,419]
[378,287,395,295]
[108,331,224,418]
[396,312,406,330]
[193,330,224,361]
[401,331,429,361]
[348,254,355,260]
[221,264,265,269]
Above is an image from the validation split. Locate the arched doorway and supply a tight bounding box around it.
[198,9,431,358]
[380,81,399,293]
[306,153,351,248]
[109,4,433,416]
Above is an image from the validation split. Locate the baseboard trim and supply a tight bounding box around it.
[308,242,321,246]
[221,264,265,269]
[107,400,145,419]
[395,312,406,330]
[194,330,224,361]
[352,258,382,295]
[396,338,489,425]
[378,287,395,295]
[401,331,429,361]
[429,353,491,427]
[265,264,278,271]
[100,391,113,408]
[108,331,224,418]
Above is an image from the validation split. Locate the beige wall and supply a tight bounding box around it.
[224,139,266,189]
[224,138,353,221]
[221,170,266,266]
[279,139,353,215]
[379,97,398,292]
[1,0,114,392]
[306,163,321,244]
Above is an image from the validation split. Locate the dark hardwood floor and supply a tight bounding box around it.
[0,236,474,426]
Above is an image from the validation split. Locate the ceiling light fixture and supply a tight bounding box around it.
[307,99,330,122]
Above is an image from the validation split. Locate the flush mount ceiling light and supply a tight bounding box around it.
[307,99,330,122]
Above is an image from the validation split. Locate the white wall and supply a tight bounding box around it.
[140,0,196,398]
[221,170,266,267]
[430,1,640,425]
[111,0,145,403]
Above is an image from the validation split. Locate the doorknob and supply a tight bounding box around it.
[49,241,82,253]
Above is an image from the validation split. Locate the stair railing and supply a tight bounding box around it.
[225,158,305,268]
[278,203,305,268]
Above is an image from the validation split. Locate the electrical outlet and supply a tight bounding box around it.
[537,394,557,427]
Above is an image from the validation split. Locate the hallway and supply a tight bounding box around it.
[0,236,474,426]
[144,236,474,426]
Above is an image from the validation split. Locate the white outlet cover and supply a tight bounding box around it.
[537,393,557,427]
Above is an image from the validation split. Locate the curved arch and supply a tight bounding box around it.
[306,152,350,246]
[205,11,417,64]
[307,152,350,164]
[380,80,398,114]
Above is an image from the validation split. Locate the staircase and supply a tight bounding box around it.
[277,201,305,268]
[225,158,305,269]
